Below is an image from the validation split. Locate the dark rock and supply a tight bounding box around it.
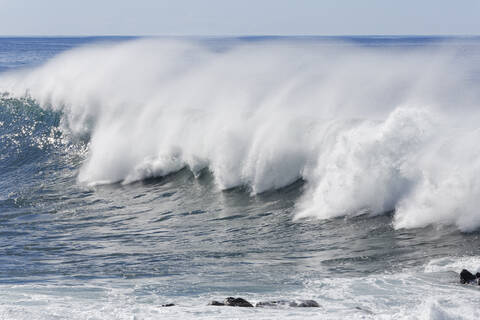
[460,269,477,284]
[256,299,319,308]
[296,300,320,307]
[211,297,318,308]
[224,297,254,307]
[255,300,290,307]
[161,303,175,307]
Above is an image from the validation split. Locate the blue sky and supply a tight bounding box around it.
[0,0,479,36]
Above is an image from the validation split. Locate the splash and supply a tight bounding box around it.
[1,37,480,231]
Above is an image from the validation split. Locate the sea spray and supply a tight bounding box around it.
[1,38,480,230]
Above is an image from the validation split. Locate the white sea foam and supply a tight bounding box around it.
[1,38,480,230]
[424,256,480,274]
[1,257,479,320]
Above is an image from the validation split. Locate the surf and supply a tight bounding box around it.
[1,37,480,231]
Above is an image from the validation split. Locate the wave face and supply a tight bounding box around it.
[1,37,480,231]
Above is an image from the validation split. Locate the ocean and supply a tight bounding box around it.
[1,36,480,319]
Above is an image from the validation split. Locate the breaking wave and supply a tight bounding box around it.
[1,37,480,231]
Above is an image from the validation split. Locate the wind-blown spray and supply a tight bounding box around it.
[1,38,480,231]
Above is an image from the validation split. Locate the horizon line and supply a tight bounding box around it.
[0,34,480,38]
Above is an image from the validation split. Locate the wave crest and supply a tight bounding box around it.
[1,38,480,230]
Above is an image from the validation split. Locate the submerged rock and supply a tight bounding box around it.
[355,306,374,315]
[209,297,253,307]
[209,297,319,308]
[255,300,290,307]
[256,299,320,308]
[295,300,320,307]
[161,303,175,307]
[224,297,254,307]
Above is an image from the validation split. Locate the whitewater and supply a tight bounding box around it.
[1,36,480,319]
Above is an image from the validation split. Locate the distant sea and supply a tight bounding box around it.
[1,36,480,319]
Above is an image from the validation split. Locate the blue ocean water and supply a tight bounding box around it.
[1,36,480,319]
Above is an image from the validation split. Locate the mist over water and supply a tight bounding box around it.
[2,37,480,231]
[2,37,480,319]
